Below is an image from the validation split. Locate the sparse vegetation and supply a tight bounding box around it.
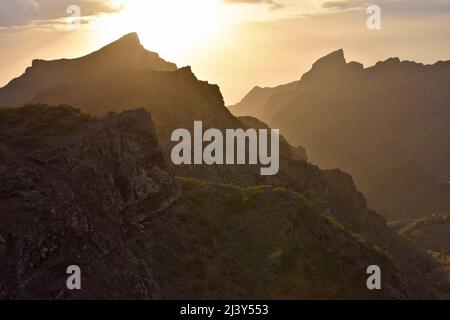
[144,178,407,299]
[0,104,92,150]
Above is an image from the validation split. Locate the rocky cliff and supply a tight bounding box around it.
[0,105,178,298]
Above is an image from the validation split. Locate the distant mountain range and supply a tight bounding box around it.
[231,49,450,220]
[0,33,449,299]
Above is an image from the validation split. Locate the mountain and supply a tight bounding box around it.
[230,49,450,221]
[0,32,177,106]
[0,35,380,233]
[0,105,447,299]
[238,116,308,162]
[231,82,299,120]
[0,35,449,298]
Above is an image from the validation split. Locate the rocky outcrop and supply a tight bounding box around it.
[0,105,178,299]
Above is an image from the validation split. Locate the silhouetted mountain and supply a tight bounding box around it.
[232,82,299,119]
[0,35,449,298]
[231,49,450,220]
[0,32,177,106]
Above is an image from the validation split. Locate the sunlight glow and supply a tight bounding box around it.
[93,0,232,61]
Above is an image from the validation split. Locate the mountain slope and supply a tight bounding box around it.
[0,105,446,299]
[231,49,450,220]
[400,213,450,255]
[144,178,434,299]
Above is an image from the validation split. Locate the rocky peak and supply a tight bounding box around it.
[82,32,177,71]
[311,49,347,70]
[86,32,146,61]
[105,32,142,50]
[301,49,362,83]
[0,33,177,106]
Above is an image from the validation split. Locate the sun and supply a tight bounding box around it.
[93,0,229,62]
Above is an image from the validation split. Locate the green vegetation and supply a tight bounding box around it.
[0,105,92,148]
[149,178,397,299]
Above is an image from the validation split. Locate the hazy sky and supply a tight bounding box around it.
[0,0,449,104]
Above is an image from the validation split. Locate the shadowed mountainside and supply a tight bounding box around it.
[0,105,448,299]
[0,106,178,298]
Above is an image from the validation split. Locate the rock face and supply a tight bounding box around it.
[0,105,178,299]
[230,50,450,220]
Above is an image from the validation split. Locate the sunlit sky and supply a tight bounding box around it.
[0,0,449,104]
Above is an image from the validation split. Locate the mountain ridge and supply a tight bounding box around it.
[230,49,450,220]
[0,33,177,106]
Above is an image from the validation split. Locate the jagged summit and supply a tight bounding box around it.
[31,32,172,70]
[81,32,177,71]
[109,32,141,47]
[0,33,177,105]
[87,32,145,58]
[301,49,357,82]
[311,49,346,69]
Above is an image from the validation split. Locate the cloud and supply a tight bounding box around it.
[224,0,284,11]
[0,0,119,27]
[321,0,450,17]
[321,1,363,10]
